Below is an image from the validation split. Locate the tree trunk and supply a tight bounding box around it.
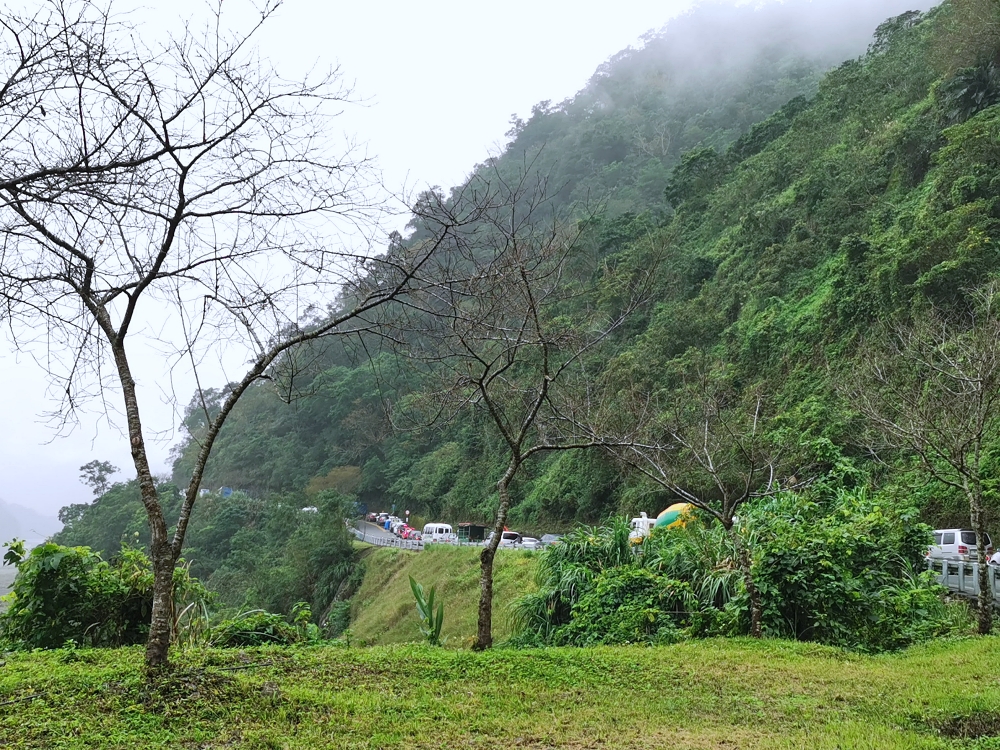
[971,497,993,635]
[146,539,176,668]
[476,543,496,651]
[110,338,174,668]
[727,522,762,638]
[475,459,518,650]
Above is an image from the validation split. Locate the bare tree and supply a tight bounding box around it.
[378,163,653,649]
[848,284,1000,635]
[0,1,439,667]
[597,353,796,638]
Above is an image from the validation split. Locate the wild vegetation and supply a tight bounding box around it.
[163,0,1000,541]
[11,0,1000,661]
[510,487,969,653]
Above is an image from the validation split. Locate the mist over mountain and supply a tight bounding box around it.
[625,0,938,80]
[0,498,61,546]
[470,0,942,222]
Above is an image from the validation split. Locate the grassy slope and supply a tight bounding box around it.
[2,638,1000,748]
[348,545,537,646]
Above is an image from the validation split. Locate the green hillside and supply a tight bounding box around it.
[51,0,1000,637]
[161,4,952,514]
[161,2,1000,529]
[349,546,537,646]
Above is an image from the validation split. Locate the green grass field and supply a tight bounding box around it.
[348,545,537,646]
[2,638,1000,749]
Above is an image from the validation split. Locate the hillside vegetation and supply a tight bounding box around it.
[349,546,537,646]
[154,0,1000,534]
[45,0,1000,645]
[161,1,959,528]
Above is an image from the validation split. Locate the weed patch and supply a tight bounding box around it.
[929,710,1000,739]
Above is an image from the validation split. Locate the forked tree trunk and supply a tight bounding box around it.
[476,459,519,650]
[726,522,762,638]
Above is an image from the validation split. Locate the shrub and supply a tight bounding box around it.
[509,487,966,652]
[0,541,208,650]
[208,610,300,647]
[207,602,321,648]
[747,489,963,651]
[556,567,692,646]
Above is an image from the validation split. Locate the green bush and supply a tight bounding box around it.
[207,602,321,647]
[510,487,969,652]
[0,541,208,650]
[208,611,300,647]
[557,567,691,646]
[746,488,967,651]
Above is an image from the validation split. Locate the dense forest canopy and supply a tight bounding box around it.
[53,0,1000,609]
[163,0,945,511]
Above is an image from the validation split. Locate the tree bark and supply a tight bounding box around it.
[971,493,993,635]
[476,459,518,650]
[110,338,175,668]
[146,540,176,668]
[727,522,762,638]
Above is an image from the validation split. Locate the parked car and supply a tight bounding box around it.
[540,534,562,546]
[520,536,543,550]
[486,531,526,547]
[927,529,994,562]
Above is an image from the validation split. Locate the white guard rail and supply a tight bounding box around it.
[349,523,424,550]
[926,558,1000,600]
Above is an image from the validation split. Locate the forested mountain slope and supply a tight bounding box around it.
[160,1,958,527]
[60,0,990,550]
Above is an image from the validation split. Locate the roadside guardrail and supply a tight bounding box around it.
[926,558,1000,601]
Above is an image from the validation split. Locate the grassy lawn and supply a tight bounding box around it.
[1,638,1000,748]
[349,545,537,647]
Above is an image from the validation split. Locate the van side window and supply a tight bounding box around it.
[961,531,977,546]
[934,533,942,545]
[942,532,955,545]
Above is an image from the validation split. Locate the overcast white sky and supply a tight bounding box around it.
[0,0,925,520]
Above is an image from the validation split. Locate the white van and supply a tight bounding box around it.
[928,528,993,562]
[422,523,457,544]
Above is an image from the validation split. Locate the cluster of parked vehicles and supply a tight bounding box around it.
[367,512,424,540]
[365,512,559,549]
